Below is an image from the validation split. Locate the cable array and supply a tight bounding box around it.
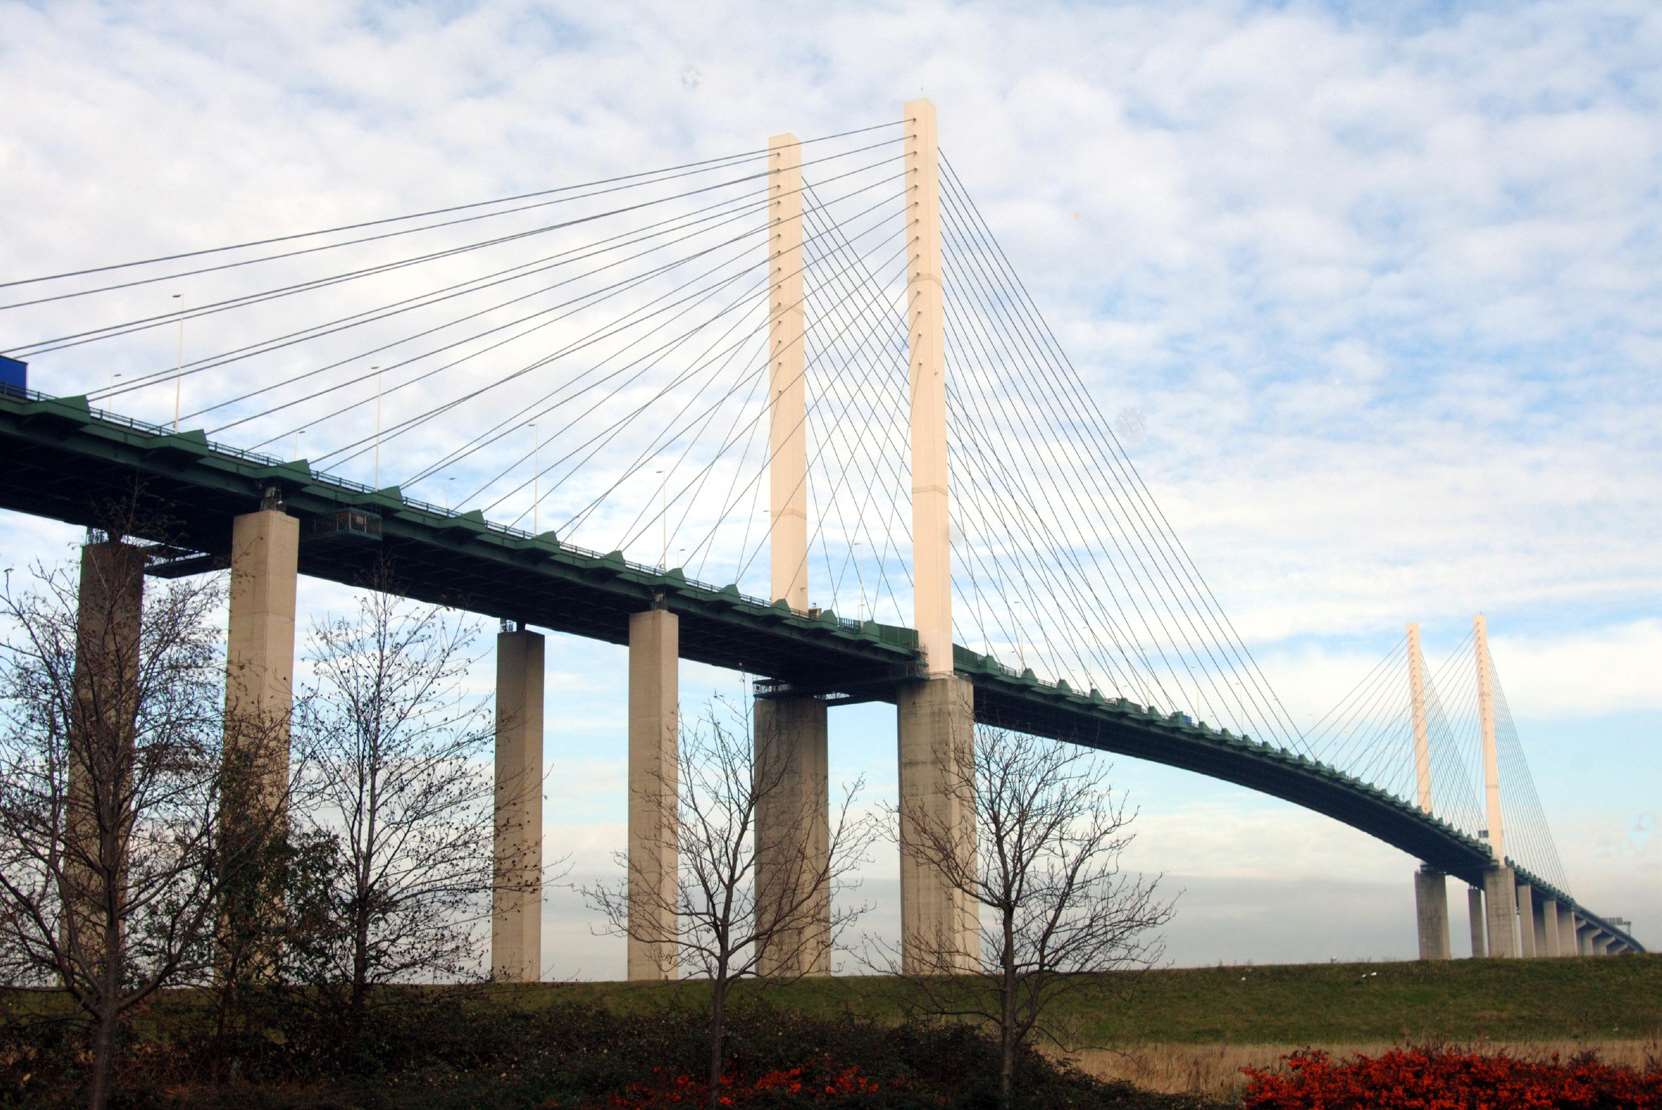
[1,126,913,595]
[0,127,1574,893]
[934,151,1308,753]
[1306,627,1569,891]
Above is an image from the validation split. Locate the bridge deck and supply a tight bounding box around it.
[0,390,1641,954]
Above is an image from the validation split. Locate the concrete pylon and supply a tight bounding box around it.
[627,608,679,980]
[767,130,809,613]
[1474,615,1506,867]
[753,694,831,976]
[62,540,146,971]
[1483,865,1518,957]
[895,99,977,976]
[897,675,978,974]
[1407,624,1432,813]
[1413,867,1451,960]
[223,507,299,821]
[753,125,834,976]
[1467,886,1487,957]
[1405,630,1450,961]
[905,97,951,676]
[492,628,544,982]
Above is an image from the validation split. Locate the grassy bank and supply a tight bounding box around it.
[5,957,1658,1106]
[491,955,1662,1046]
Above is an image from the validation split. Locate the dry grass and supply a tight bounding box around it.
[1057,1037,1662,1099]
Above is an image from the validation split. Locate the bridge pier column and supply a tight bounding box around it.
[1413,867,1451,960]
[1556,904,1576,957]
[627,608,678,980]
[224,506,299,821]
[1516,883,1537,958]
[1575,920,1593,956]
[219,507,298,967]
[1539,898,1560,957]
[897,675,977,975]
[1482,866,1518,957]
[1467,886,1487,957]
[62,540,146,970]
[753,694,830,976]
[492,627,544,982]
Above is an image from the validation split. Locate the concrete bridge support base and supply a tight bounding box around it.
[1532,896,1553,958]
[1482,866,1518,958]
[224,508,299,818]
[753,694,830,976]
[1556,904,1576,957]
[1467,886,1486,957]
[897,675,978,976]
[627,609,679,981]
[1414,868,1451,960]
[1517,884,1537,958]
[492,628,544,982]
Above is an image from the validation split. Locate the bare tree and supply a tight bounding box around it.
[281,583,510,1041]
[586,699,875,1108]
[892,725,1173,1109]
[0,522,284,1109]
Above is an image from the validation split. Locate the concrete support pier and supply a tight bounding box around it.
[1517,884,1537,958]
[1539,898,1560,957]
[753,694,830,976]
[1467,886,1487,957]
[1556,904,1576,957]
[897,675,978,975]
[224,507,299,815]
[63,540,146,966]
[627,608,679,980]
[492,627,544,982]
[1532,896,1553,957]
[1413,867,1451,960]
[1482,866,1518,957]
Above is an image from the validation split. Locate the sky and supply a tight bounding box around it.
[0,0,1658,974]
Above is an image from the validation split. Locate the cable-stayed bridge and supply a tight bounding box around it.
[0,102,1641,973]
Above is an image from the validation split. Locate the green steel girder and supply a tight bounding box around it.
[0,392,917,683]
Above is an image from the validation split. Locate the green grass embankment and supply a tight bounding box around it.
[483,955,1662,1046]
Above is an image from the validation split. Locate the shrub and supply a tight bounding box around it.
[1242,1046,1662,1109]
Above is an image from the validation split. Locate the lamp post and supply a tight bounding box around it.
[372,366,383,487]
[171,293,183,431]
[655,468,667,568]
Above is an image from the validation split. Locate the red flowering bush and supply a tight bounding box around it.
[1242,1047,1662,1109]
[608,1057,884,1107]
